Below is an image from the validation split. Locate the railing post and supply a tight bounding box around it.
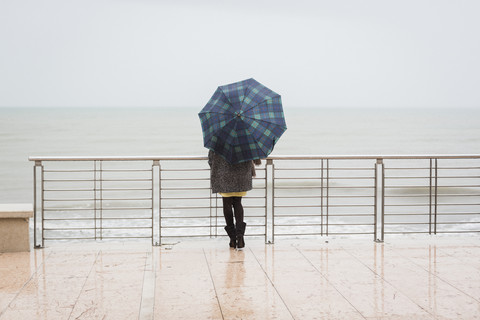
[33,160,44,248]
[41,162,45,247]
[429,159,433,234]
[434,158,438,235]
[99,161,103,240]
[381,160,385,242]
[326,159,329,236]
[374,159,378,241]
[94,160,97,240]
[320,159,324,236]
[375,158,385,242]
[264,160,268,243]
[266,158,274,244]
[159,160,163,245]
[152,160,160,246]
[429,158,438,235]
[93,160,104,241]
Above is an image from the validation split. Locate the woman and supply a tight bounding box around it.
[208,150,261,249]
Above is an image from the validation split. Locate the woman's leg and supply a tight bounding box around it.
[231,197,244,225]
[232,197,246,249]
[222,197,236,248]
[222,197,234,226]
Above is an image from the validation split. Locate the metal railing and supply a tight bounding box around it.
[30,155,480,247]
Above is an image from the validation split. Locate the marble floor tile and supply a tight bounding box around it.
[70,252,146,320]
[250,246,365,320]
[344,244,480,319]
[436,245,480,270]
[391,246,480,301]
[0,293,16,317]
[0,306,73,320]
[154,300,223,320]
[298,245,434,319]
[70,298,142,320]
[215,284,293,320]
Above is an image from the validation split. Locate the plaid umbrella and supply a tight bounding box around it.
[199,78,287,164]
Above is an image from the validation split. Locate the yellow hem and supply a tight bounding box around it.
[219,192,247,197]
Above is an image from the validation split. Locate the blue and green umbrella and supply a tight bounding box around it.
[199,78,287,164]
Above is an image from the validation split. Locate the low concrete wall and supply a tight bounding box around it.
[0,204,33,253]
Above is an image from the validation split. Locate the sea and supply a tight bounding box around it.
[1,106,480,204]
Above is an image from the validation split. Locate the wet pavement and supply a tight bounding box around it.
[0,235,479,319]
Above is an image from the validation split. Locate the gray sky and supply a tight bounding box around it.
[1,0,479,108]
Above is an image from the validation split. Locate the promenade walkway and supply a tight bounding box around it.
[0,236,478,319]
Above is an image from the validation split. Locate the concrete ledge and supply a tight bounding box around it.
[0,203,33,253]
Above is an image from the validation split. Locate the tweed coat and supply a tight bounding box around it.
[208,150,253,194]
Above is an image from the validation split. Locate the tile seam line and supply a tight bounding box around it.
[202,248,225,320]
[0,250,54,319]
[435,246,480,272]
[339,245,436,319]
[248,246,296,320]
[67,250,102,320]
[293,245,368,320]
[389,244,480,304]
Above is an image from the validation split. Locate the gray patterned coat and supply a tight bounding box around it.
[208,150,253,194]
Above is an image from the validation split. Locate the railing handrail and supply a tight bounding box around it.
[28,154,480,161]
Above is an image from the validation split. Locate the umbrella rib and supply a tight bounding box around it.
[199,87,235,115]
[241,95,280,113]
[209,117,236,136]
[218,86,237,115]
[244,128,271,158]
[241,114,287,130]
[199,110,232,115]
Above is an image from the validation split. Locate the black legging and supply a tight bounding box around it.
[222,196,244,226]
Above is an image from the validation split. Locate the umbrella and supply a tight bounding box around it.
[199,78,287,164]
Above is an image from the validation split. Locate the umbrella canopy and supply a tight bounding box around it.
[199,78,287,164]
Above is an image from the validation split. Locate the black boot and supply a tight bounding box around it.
[236,222,246,250]
[224,225,236,248]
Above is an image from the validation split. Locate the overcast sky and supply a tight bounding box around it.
[1,0,479,108]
